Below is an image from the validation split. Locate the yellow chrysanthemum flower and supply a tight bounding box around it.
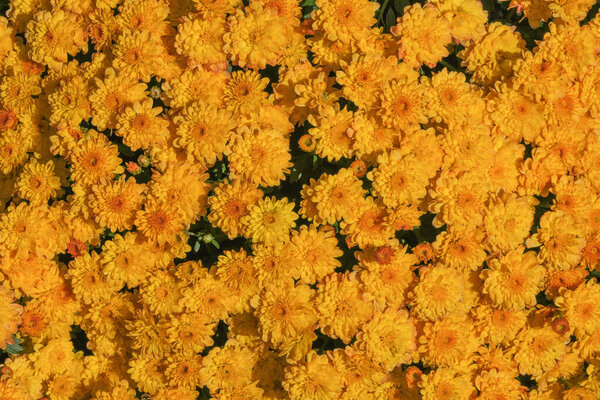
[514,325,568,378]
[173,100,235,166]
[25,9,86,70]
[165,312,215,356]
[0,72,42,116]
[419,368,474,400]
[115,0,170,36]
[526,211,586,270]
[134,199,186,245]
[312,0,379,43]
[253,283,316,348]
[427,171,489,229]
[356,243,416,308]
[336,53,399,109]
[163,68,228,109]
[377,78,428,132]
[391,3,452,68]
[409,265,477,321]
[16,160,62,204]
[89,68,147,131]
[283,351,343,400]
[112,31,163,82]
[90,177,145,232]
[48,75,91,127]
[228,128,292,187]
[424,68,477,127]
[483,193,536,253]
[433,228,487,272]
[288,225,343,284]
[175,15,227,70]
[473,304,528,346]
[295,70,342,117]
[555,280,600,337]
[241,196,298,245]
[315,272,373,343]
[223,69,269,116]
[459,22,526,86]
[115,99,169,151]
[211,249,259,314]
[139,269,185,316]
[368,150,430,208]
[431,0,487,43]
[66,251,119,306]
[308,106,355,162]
[252,242,297,289]
[69,132,124,187]
[310,168,366,224]
[419,316,480,368]
[224,1,289,69]
[180,269,234,321]
[207,180,264,239]
[355,309,416,371]
[488,83,546,143]
[341,197,395,248]
[482,247,545,310]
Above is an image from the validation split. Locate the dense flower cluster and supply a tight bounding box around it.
[0,0,599,399]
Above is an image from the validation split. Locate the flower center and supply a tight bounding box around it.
[264,214,277,224]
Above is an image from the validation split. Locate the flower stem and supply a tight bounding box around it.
[378,0,390,23]
[439,59,458,71]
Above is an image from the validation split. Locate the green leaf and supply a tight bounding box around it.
[385,8,396,30]
[587,269,600,283]
[301,0,316,6]
[193,241,201,252]
[413,226,422,242]
[211,239,220,249]
[393,0,409,15]
[377,0,390,23]
[6,344,23,354]
[481,0,495,13]
[6,336,23,354]
[117,142,135,158]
